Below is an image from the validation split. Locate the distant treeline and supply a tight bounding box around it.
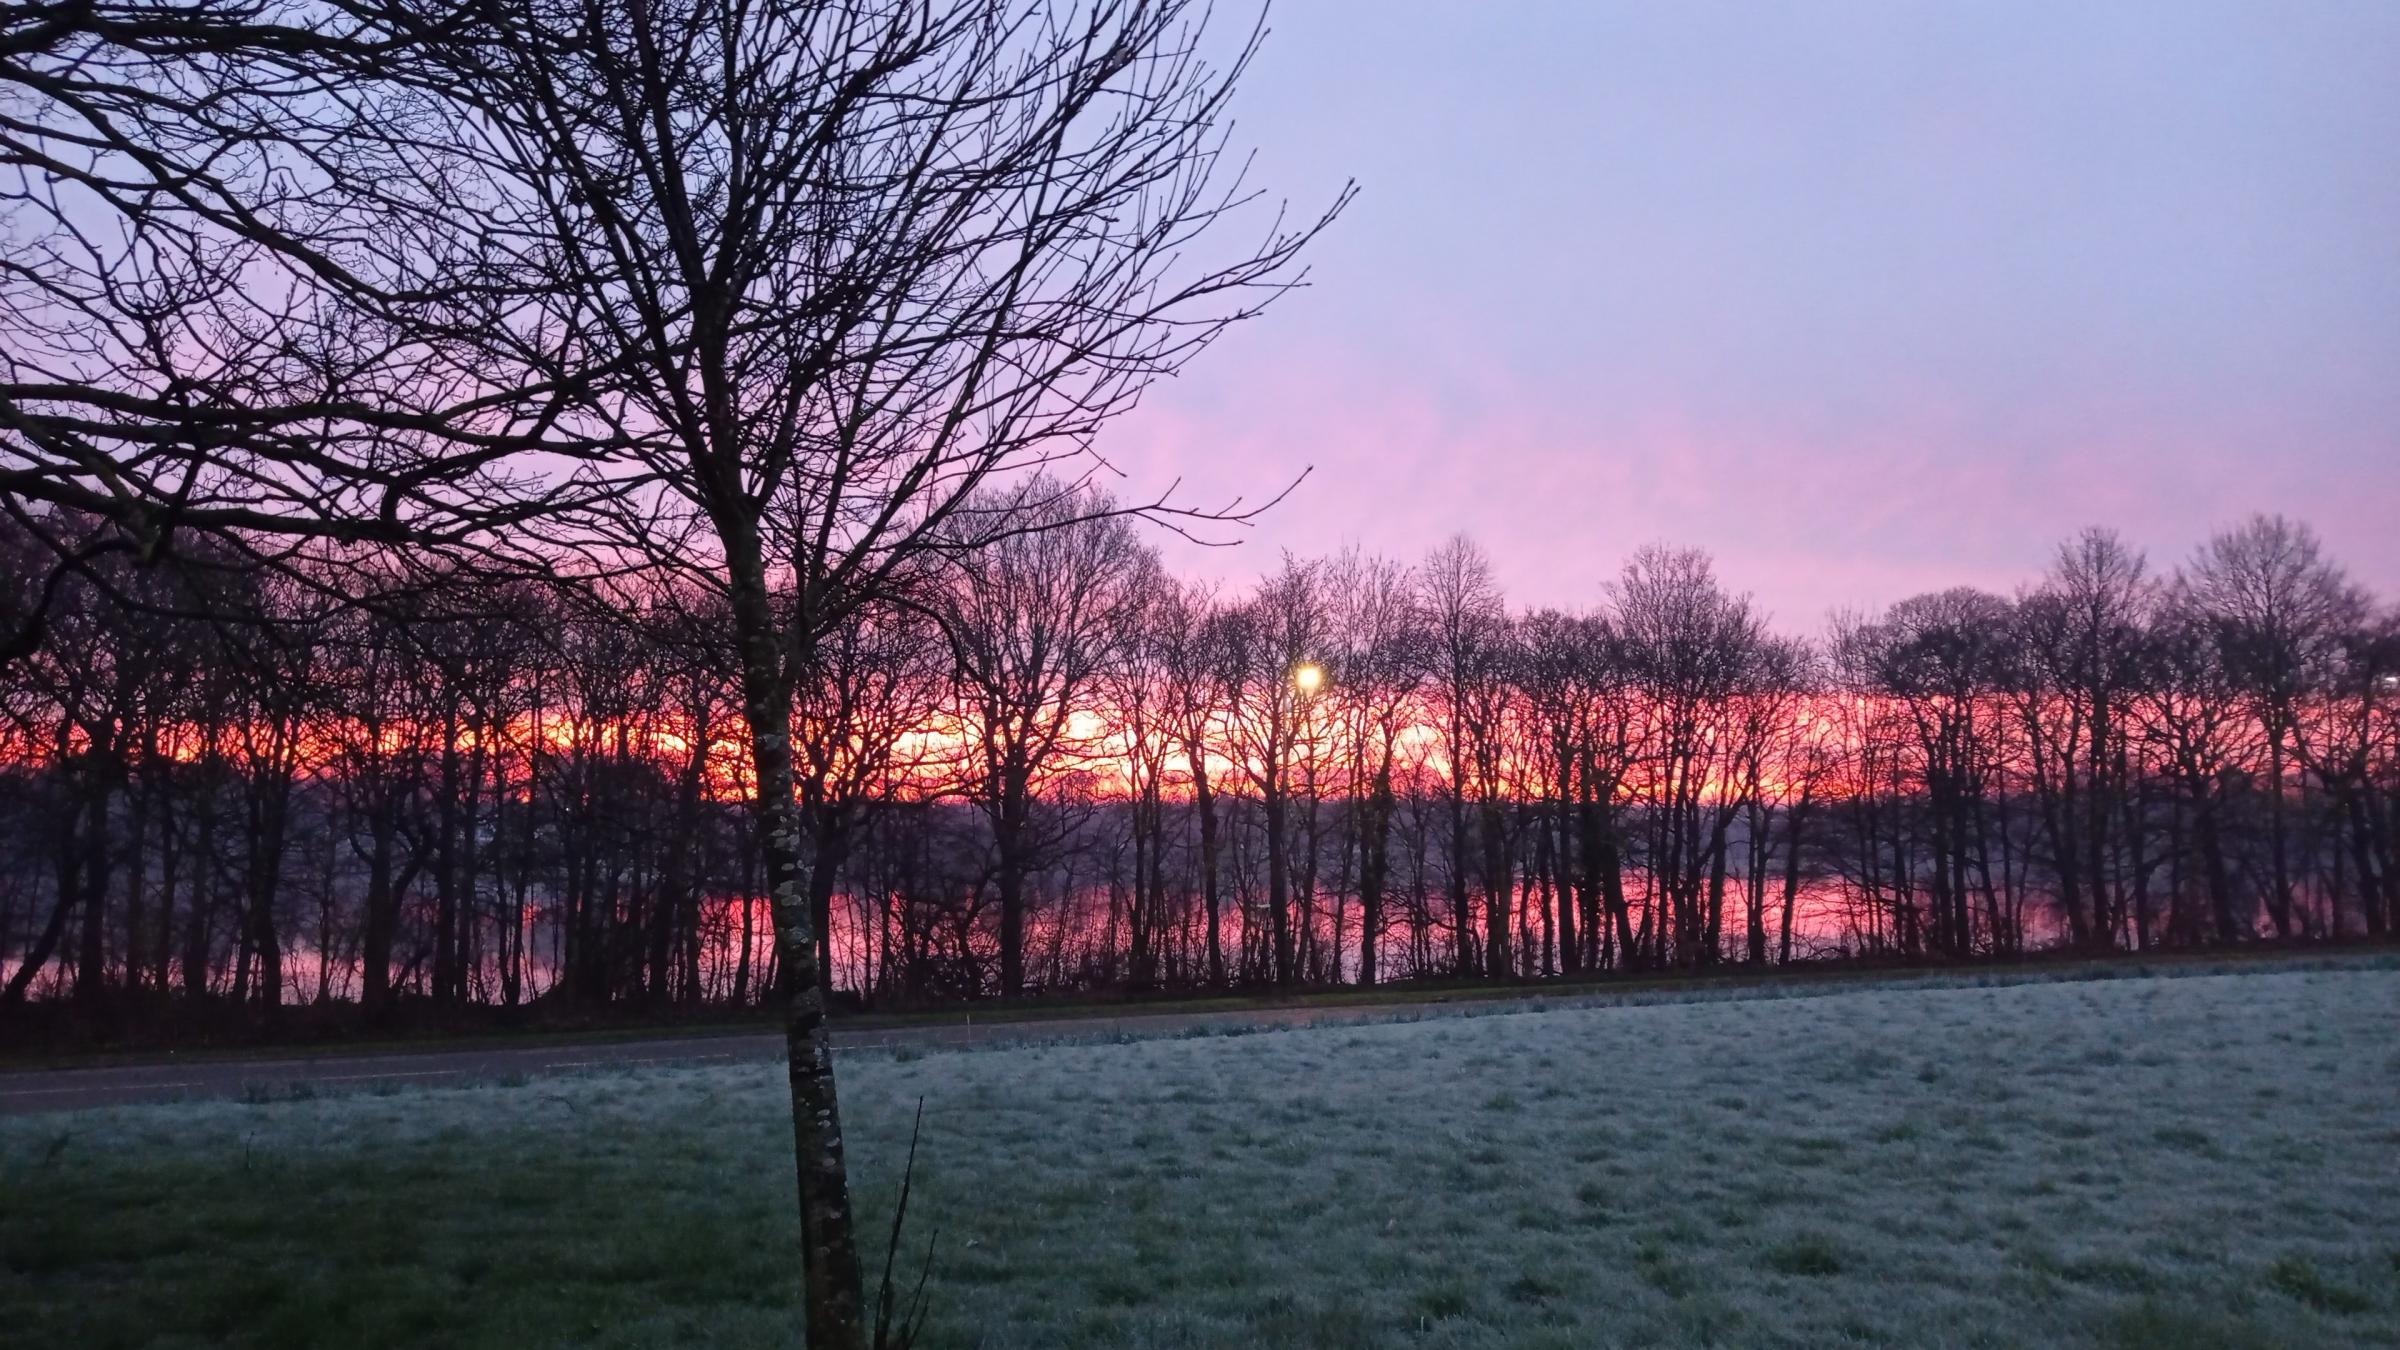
[2,504,2395,1024]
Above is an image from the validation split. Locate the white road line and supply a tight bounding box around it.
[539,1053,736,1069]
[2,1080,208,1097]
[0,1051,766,1101]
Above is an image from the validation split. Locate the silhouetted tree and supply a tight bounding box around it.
[2181,516,2369,938]
[943,486,1148,998]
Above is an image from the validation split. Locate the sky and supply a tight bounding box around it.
[1111,1,2400,631]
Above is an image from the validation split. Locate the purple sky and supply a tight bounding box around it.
[1113,1,2400,630]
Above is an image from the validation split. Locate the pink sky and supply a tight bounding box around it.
[1104,2,2400,630]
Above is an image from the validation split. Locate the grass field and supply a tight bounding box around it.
[5,967,2397,1348]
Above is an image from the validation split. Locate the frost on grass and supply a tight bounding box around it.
[6,969,2399,1348]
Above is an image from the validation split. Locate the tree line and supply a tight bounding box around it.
[6,506,2394,1016]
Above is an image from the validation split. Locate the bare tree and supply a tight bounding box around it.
[942,484,1148,998]
[1,2,627,660]
[796,598,949,1001]
[1325,549,1420,985]
[1103,558,1180,988]
[2013,529,2157,949]
[0,514,161,1000]
[387,3,1344,1339]
[1152,579,1237,985]
[1419,535,1507,976]
[2305,610,2400,939]
[1221,555,1328,985]
[2180,516,2368,937]
[2133,593,2262,942]
[1611,545,1766,968]
[1513,609,1594,974]
[1764,644,1840,964]
[1867,587,2015,957]
[1725,636,1811,965]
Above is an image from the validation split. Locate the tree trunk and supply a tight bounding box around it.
[1480,799,1511,979]
[1357,768,1392,986]
[1193,757,1224,987]
[1448,789,1476,977]
[995,778,1030,999]
[2265,731,2295,938]
[4,880,74,1004]
[1553,781,1578,975]
[727,566,867,1350]
[72,765,112,1000]
[1778,793,1810,964]
[1265,784,1294,985]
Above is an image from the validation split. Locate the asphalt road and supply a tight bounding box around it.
[0,999,1437,1117]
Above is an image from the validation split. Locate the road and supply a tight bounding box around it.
[0,998,1446,1117]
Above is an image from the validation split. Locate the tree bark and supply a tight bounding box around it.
[728,568,867,1350]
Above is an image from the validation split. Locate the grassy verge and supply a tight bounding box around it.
[9,939,2394,1073]
[5,965,2399,1348]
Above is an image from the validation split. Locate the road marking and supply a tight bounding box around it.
[2,1080,209,1097]
[540,1053,737,1070]
[0,1052,769,1104]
